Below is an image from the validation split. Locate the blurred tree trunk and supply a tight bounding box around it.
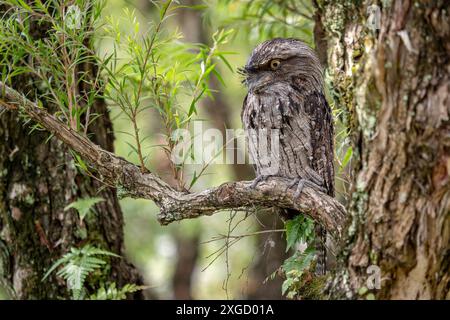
[177,0,287,299]
[245,213,286,299]
[316,1,449,299]
[0,4,141,299]
[172,234,200,299]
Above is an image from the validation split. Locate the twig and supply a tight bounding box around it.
[201,229,286,244]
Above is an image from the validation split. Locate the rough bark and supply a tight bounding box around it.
[318,0,449,299]
[0,6,141,299]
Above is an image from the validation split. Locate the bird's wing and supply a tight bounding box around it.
[302,91,335,197]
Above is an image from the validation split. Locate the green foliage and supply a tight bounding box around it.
[215,0,314,44]
[64,197,104,222]
[280,215,318,298]
[339,145,353,173]
[1,0,234,184]
[265,215,318,298]
[89,282,144,300]
[357,286,376,300]
[99,2,234,186]
[281,247,316,299]
[0,0,105,131]
[284,214,315,252]
[42,245,119,300]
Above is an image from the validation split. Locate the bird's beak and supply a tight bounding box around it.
[247,73,272,92]
[239,65,271,92]
[244,65,257,74]
[238,65,258,88]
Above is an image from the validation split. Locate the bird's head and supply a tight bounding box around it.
[239,38,323,93]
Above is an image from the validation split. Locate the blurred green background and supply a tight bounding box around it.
[100,0,315,299]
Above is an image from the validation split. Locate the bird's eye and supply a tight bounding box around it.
[270,59,281,70]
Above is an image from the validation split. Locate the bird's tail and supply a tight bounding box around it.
[314,224,327,276]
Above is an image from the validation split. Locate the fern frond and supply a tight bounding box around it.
[90,282,144,300]
[43,245,121,299]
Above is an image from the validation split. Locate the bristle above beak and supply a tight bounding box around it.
[237,66,248,76]
[237,66,249,84]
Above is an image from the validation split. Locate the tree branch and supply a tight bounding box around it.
[0,81,347,238]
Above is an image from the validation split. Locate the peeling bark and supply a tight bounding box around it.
[318,0,449,299]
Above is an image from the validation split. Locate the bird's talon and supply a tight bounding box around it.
[250,180,259,189]
[290,178,326,199]
[250,175,270,189]
[294,179,305,199]
[287,177,300,189]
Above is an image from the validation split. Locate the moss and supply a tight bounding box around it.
[358,286,377,300]
[366,293,376,300]
[22,154,31,169]
[116,185,127,199]
[296,275,328,300]
[358,286,368,296]
[86,261,112,294]
[0,169,7,178]
[382,0,392,8]
[0,279,16,299]
[74,226,88,240]
[327,269,354,299]
[369,250,378,265]
[24,194,34,206]
[354,189,368,216]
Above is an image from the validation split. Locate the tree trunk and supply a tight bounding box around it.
[317,0,449,299]
[172,234,200,299]
[0,5,141,299]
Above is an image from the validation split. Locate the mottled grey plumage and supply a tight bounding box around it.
[241,38,335,275]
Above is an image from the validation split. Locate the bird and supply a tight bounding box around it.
[240,38,335,275]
